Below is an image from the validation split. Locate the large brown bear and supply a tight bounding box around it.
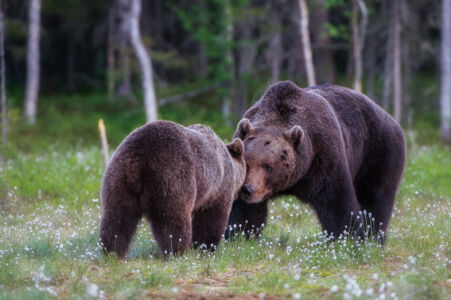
[99,121,246,258]
[226,81,406,242]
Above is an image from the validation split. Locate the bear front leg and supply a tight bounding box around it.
[309,167,363,240]
[225,197,269,240]
[99,206,142,259]
[192,203,231,251]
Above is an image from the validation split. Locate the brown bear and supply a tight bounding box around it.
[226,81,406,242]
[99,121,246,258]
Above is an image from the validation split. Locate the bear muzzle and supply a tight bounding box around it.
[240,184,254,200]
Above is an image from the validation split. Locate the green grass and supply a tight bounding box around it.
[0,93,450,299]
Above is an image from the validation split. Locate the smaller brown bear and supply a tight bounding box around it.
[99,121,246,258]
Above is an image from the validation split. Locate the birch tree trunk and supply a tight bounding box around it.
[441,0,451,143]
[382,0,394,110]
[298,0,316,87]
[352,0,368,92]
[117,0,135,103]
[24,0,41,125]
[129,0,157,123]
[222,0,233,123]
[393,0,402,123]
[0,0,6,142]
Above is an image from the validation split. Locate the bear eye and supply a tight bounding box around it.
[264,164,272,172]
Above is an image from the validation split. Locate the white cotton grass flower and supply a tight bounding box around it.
[86,282,99,297]
[343,274,362,297]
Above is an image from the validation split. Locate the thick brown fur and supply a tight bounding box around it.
[226,81,406,242]
[99,121,246,258]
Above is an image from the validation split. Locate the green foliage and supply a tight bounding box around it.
[323,0,348,9]
[171,0,233,85]
[320,0,352,41]
[171,0,252,101]
[323,22,350,40]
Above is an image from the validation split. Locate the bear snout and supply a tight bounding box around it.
[240,184,254,200]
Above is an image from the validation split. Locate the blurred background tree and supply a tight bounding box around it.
[0,0,449,146]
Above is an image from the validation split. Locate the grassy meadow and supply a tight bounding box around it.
[0,93,450,299]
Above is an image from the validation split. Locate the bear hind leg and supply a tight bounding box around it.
[355,170,401,243]
[99,201,142,259]
[147,208,192,258]
[355,143,405,243]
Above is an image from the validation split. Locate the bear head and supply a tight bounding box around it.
[235,118,304,204]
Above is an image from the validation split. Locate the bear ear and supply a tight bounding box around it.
[227,138,244,158]
[284,125,304,149]
[236,118,254,140]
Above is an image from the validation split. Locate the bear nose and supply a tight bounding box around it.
[241,184,254,199]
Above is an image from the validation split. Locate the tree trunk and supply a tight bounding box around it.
[269,34,281,83]
[311,0,335,84]
[441,0,451,143]
[401,0,411,129]
[24,0,41,125]
[382,0,394,110]
[117,0,136,103]
[366,35,376,100]
[298,0,316,87]
[393,0,402,123]
[233,6,258,118]
[268,7,281,83]
[0,0,6,143]
[195,42,208,78]
[117,48,136,102]
[222,0,233,123]
[194,0,208,78]
[129,0,158,123]
[67,33,75,92]
[107,3,116,102]
[352,0,368,92]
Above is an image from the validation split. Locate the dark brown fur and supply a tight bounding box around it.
[226,81,406,242]
[99,121,246,258]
